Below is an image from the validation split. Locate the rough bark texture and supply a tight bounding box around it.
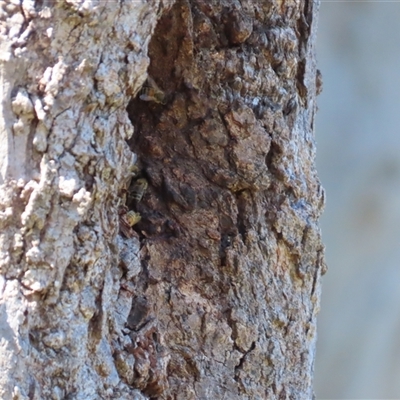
[0,0,325,399]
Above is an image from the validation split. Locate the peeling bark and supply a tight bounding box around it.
[0,0,325,399]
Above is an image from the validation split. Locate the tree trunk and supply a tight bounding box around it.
[0,0,325,399]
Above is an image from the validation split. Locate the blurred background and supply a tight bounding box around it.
[314,3,400,400]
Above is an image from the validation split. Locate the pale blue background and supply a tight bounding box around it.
[315,3,400,399]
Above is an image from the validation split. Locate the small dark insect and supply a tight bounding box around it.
[130,178,148,203]
[139,76,166,105]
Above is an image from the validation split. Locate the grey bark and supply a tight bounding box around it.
[0,0,325,399]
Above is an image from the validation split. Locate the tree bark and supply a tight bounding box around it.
[0,0,325,399]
